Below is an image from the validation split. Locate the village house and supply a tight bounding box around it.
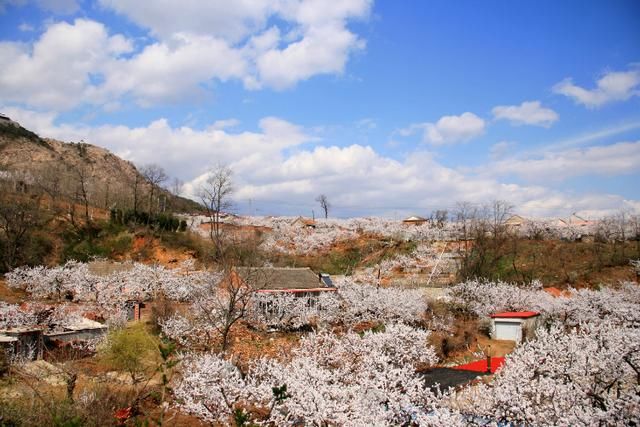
[402,215,428,226]
[504,215,527,228]
[44,317,108,345]
[291,216,317,229]
[233,267,336,298]
[490,311,540,343]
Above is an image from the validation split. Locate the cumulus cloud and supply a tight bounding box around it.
[0,19,133,110]
[492,100,558,127]
[18,22,34,32]
[0,2,372,110]
[99,0,276,43]
[490,141,515,160]
[399,112,486,145]
[5,106,636,218]
[553,68,640,108]
[488,141,640,182]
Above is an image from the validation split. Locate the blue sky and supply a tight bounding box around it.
[1,0,639,218]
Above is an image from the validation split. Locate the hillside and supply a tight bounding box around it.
[0,116,200,213]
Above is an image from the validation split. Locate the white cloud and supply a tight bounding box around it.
[0,2,372,111]
[419,112,485,145]
[99,0,276,43]
[18,22,34,32]
[488,141,640,182]
[95,33,247,106]
[490,141,515,160]
[553,68,640,108]
[253,23,365,90]
[210,119,241,130]
[0,19,133,110]
[6,106,637,218]
[492,100,558,127]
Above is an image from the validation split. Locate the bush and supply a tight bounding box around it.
[0,383,137,426]
[98,323,159,384]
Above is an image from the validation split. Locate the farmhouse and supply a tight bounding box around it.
[291,216,317,229]
[233,267,336,298]
[44,317,107,345]
[402,216,427,225]
[504,215,527,228]
[556,213,594,228]
[490,311,540,343]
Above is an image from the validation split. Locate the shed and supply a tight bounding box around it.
[402,216,427,225]
[0,327,44,360]
[125,300,146,321]
[490,311,540,343]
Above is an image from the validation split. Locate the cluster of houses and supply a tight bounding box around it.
[402,213,597,229]
[0,266,336,362]
[503,213,596,229]
[0,315,108,361]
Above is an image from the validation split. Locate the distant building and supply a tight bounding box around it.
[291,216,317,229]
[402,216,427,225]
[555,213,594,228]
[504,215,527,227]
[567,213,593,227]
[490,311,540,343]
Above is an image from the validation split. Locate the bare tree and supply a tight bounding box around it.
[199,165,234,257]
[431,209,448,228]
[141,164,168,220]
[316,194,331,219]
[64,162,93,227]
[489,199,514,238]
[170,177,183,196]
[0,186,51,271]
[194,266,255,352]
[130,172,143,215]
[33,162,68,207]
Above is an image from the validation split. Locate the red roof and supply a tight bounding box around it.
[490,311,539,319]
[543,287,571,298]
[453,357,505,374]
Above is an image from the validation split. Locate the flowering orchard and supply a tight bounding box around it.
[5,260,217,326]
[457,323,640,425]
[161,276,431,350]
[175,324,440,425]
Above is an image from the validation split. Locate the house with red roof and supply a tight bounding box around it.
[490,311,540,343]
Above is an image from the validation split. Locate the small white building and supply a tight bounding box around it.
[490,311,540,343]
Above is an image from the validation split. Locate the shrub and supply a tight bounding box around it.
[98,323,159,384]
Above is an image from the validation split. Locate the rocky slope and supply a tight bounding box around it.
[0,115,200,213]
